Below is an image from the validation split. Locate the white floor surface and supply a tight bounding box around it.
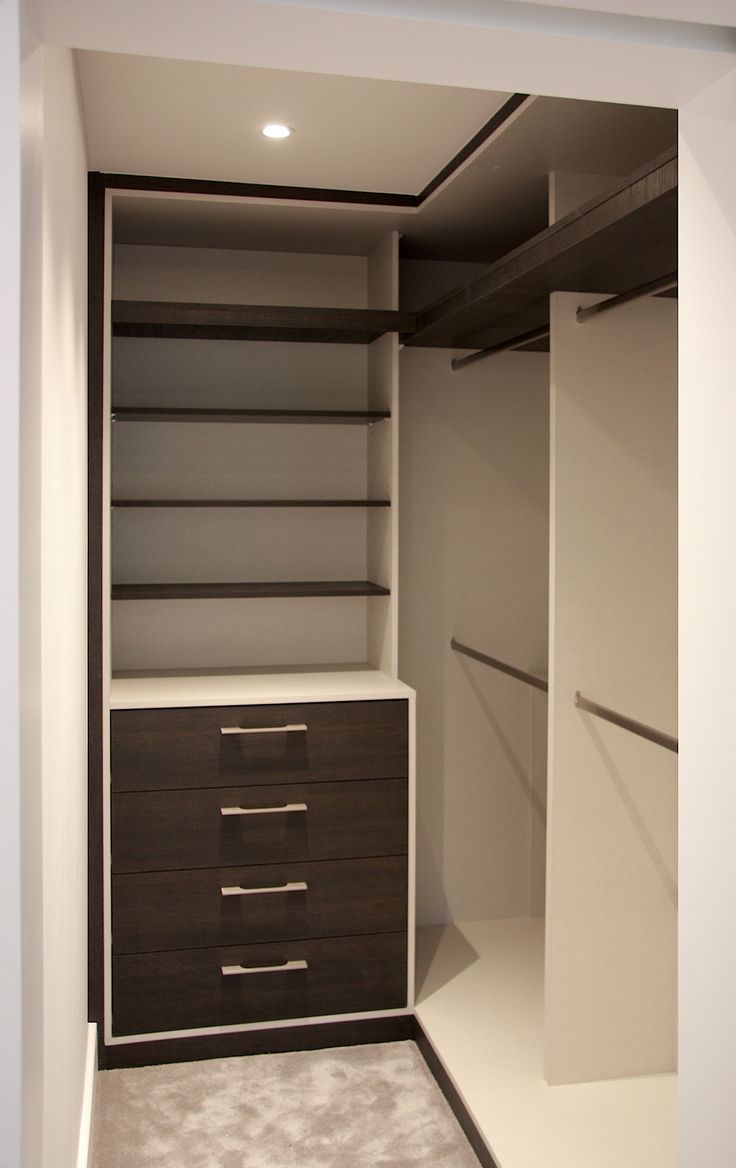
[415,919,676,1168]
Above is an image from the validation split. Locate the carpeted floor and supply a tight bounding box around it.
[91,1040,481,1168]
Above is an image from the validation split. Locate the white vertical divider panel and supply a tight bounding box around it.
[545,290,677,1085]
[530,690,548,918]
[679,75,736,1168]
[5,2,24,1162]
[367,233,399,675]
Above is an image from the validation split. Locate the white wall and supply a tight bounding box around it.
[399,346,549,925]
[20,33,90,1168]
[38,0,736,109]
[679,67,736,1168]
[545,291,677,1084]
[19,1,45,1164]
[39,44,90,1168]
[1,2,24,1166]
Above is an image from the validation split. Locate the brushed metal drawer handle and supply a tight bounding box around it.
[220,881,308,897]
[219,723,308,736]
[221,959,308,976]
[220,802,308,817]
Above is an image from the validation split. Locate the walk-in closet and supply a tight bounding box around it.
[81,52,679,1168]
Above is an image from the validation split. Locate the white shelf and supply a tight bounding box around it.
[415,919,676,1168]
[110,667,414,709]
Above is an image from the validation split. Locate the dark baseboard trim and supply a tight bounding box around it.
[99,1013,414,1070]
[413,1017,500,1168]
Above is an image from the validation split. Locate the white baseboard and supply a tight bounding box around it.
[76,1023,98,1168]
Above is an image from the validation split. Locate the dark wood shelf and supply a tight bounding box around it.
[112,499,391,508]
[112,301,415,344]
[111,580,391,600]
[111,407,390,425]
[407,148,677,351]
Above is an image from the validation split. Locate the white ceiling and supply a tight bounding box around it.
[77,51,511,193]
[78,50,677,261]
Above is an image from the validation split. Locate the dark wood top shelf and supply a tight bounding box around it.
[112,499,391,508]
[111,581,391,600]
[407,148,677,351]
[112,301,415,344]
[111,407,390,425]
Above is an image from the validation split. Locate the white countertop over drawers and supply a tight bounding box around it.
[110,668,415,709]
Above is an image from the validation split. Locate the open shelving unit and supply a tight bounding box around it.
[108,235,402,678]
[93,213,416,1073]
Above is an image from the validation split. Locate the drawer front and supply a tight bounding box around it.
[113,855,408,953]
[112,932,408,1036]
[111,700,408,792]
[111,778,407,872]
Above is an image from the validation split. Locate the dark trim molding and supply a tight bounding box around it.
[94,93,530,211]
[413,1018,500,1168]
[100,1014,415,1069]
[101,171,418,207]
[87,172,106,1030]
[418,93,529,203]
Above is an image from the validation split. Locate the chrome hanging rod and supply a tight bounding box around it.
[450,325,550,372]
[576,272,678,324]
[451,638,548,692]
[574,691,678,754]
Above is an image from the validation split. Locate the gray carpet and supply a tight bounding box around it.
[91,1040,481,1167]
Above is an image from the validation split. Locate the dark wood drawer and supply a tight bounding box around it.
[113,855,408,953]
[112,932,408,1035]
[111,778,407,872]
[111,700,408,792]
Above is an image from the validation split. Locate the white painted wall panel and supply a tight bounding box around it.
[112,596,369,670]
[545,291,677,1084]
[679,68,736,1168]
[4,1,25,1165]
[19,34,89,1168]
[38,45,90,1168]
[113,244,368,306]
[111,420,369,500]
[112,337,368,411]
[112,507,369,583]
[399,346,549,925]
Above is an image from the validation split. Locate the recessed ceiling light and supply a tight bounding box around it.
[262,123,293,139]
